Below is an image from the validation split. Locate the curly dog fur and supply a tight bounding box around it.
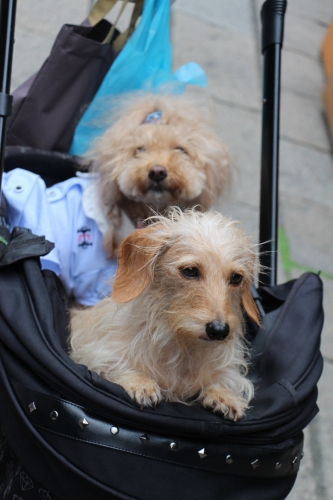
[86,93,231,256]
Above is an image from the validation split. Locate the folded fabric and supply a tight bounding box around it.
[2,169,117,305]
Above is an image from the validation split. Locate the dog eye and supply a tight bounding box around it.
[181,267,199,279]
[175,147,188,155]
[135,147,146,156]
[229,273,243,285]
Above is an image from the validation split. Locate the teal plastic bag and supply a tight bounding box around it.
[70,0,207,156]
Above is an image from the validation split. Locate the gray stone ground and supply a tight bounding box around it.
[10,0,333,498]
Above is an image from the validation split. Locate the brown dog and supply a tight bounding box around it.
[86,93,231,256]
[70,208,260,420]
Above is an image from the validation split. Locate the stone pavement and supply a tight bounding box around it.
[10,1,333,498]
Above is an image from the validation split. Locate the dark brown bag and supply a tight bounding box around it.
[6,0,142,154]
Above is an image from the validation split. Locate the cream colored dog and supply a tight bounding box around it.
[87,93,230,257]
[70,208,260,420]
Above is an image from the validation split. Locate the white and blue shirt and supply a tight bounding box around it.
[2,168,119,306]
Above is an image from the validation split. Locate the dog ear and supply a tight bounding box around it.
[241,283,260,325]
[112,226,161,303]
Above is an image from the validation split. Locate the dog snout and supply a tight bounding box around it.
[148,165,168,183]
[205,321,230,341]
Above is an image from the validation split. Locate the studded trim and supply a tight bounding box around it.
[13,380,303,478]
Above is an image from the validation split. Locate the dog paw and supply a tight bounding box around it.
[121,376,163,409]
[201,389,248,421]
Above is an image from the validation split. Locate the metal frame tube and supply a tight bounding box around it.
[0,0,17,198]
[259,0,287,286]
[259,43,281,285]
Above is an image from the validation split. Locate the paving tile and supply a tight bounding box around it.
[281,49,325,99]
[280,90,331,152]
[172,0,255,38]
[280,194,333,275]
[15,0,90,38]
[171,11,261,110]
[287,0,333,26]
[210,100,262,209]
[279,140,333,210]
[284,12,327,60]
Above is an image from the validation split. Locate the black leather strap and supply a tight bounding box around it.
[13,380,303,478]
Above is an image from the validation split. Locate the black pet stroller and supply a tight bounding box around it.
[0,1,324,499]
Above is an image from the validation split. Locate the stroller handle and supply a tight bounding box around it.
[259,0,287,286]
[261,0,287,53]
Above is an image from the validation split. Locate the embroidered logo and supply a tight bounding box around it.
[77,227,93,249]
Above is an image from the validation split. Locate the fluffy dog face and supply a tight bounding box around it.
[112,209,260,346]
[89,94,230,215]
[109,126,207,207]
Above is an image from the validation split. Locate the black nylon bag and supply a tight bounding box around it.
[6,20,118,154]
[0,229,324,500]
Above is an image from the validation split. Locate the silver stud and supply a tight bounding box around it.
[251,459,260,469]
[292,456,298,466]
[226,455,233,464]
[110,426,119,435]
[198,448,207,459]
[170,442,178,451]
[28,402,37,413]
[78,418,89,429]
[275,462,282,469]
[50,411,58,421]
[140,434,149,444]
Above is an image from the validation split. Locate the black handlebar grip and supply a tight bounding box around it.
[261,0,287,53]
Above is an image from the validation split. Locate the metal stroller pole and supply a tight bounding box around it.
[0,0,17,209]
[259,0,287,286]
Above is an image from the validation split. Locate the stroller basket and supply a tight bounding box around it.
[0,227,323,500]
[0,1,324,499]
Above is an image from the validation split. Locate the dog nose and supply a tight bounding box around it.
[148,165,167,182]
[205,321,230,341]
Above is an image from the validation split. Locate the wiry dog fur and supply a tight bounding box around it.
[70,208,260,420]
[87,93,231,257]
